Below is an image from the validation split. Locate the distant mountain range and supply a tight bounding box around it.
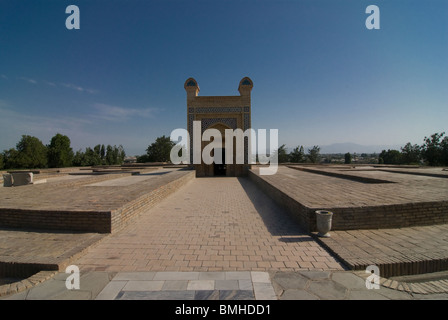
[307,143,403,154]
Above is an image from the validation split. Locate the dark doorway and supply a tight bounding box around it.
[214,148,226,176]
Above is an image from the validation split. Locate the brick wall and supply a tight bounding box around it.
[0,209,112,233]
[330,201,448,230]
[0,261,58,278]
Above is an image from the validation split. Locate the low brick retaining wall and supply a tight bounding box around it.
[0,270,57,297]
[248,170,315,231]
[329,201,448,230]
[0,210,111,233]
[110,169,195,233]
[0,261,59,279]
[248,170,448,231]
[0,170,195,233]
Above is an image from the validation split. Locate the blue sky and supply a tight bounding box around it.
[1,0,447,156]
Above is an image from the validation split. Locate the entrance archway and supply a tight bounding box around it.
[214,148,226,176]
[207,123,232,177]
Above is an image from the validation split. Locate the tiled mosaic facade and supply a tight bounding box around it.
[185,77,253,177]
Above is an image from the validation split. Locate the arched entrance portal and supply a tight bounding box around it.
[214,148,226,176]
[207,123,232,177]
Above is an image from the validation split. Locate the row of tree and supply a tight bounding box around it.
[0,134,126,170]
[274,145,321,164]
[378,132,448,166]
[133,136,322,164]
[72,144,126,167]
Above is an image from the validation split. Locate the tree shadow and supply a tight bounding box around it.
[237,177,314,241]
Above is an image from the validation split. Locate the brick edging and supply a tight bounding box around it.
[0,270,58,297]
[354,271,448,295]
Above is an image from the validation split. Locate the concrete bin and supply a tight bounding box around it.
[11,172,34,186]
[2,174,13,187]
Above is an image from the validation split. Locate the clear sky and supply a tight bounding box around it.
[1,0,447,156]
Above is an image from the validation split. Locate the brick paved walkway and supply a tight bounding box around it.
[75,177,344,272]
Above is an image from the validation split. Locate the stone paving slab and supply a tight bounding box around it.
[95,271,275,300]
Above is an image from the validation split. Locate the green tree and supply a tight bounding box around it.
[0,153,3,170]
[118,145,126,164]
[307,146,321,164]
[289,145,305,163]
[13,135,48,168]
[136,154,150,163]
[94,144,101,159]
[379,149,402,165]
[344,152,352,164]
[85,147,101,166]
[441,136,448,166]
[421,132,445,166]
[146,135,175,162]
[47,133,74,168]
[273,144,289,163]
[401,142,421,164]
[72,149,84,166]
[105,145,114,165]
[1,149,19,169]
[100,144,106,162]
[72,147,101,166]
[112,145,119,165]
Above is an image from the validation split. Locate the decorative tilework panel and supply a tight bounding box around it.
[244,114,250,131]
[201,118,237,132]
[195,107,242,114]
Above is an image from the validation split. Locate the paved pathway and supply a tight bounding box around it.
[75,177,344,272]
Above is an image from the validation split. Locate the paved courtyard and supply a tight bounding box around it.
[75,177,344,272]
[2,167,448,300]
